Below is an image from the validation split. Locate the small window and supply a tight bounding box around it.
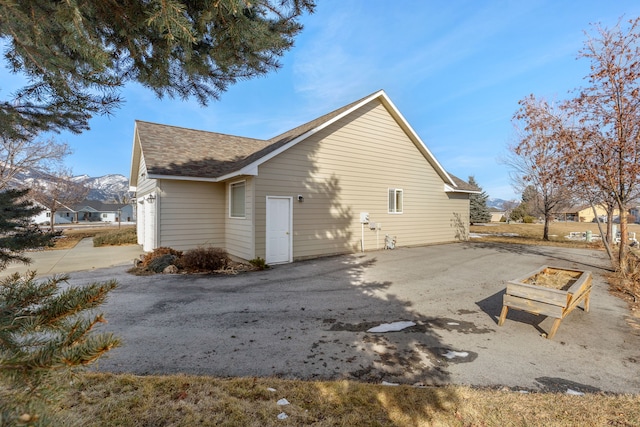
[230,181,246,218]
[46,212,51,217]
[388,188,403,214]
[102,213,108,218]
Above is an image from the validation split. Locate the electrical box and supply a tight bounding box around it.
[360,212,369,223]
[369,222,377,230]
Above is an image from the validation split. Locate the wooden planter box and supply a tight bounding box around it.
[498,266,592,339]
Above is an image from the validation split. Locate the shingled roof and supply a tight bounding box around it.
[131,90,473,191]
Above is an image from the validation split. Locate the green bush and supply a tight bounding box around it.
[249,257,269,270]
[523,215,537,224]
[93,228,137,247]
[179,247,230,272]
[499,216,507,222]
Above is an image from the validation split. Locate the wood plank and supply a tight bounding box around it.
[567,272,592,297]
[506,282,568,307]
[503,294,564,318]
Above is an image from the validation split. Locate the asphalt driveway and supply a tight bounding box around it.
[66,242,640,394]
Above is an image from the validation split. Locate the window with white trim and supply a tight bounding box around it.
[388,188,403,214]
[230,181,246,218]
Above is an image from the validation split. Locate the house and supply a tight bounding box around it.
[31,201,75,225]
[32,200,135,226]
[74,201,135,223]
[489,208,505,222]
[554,204,619,222]
[129,90,478,263]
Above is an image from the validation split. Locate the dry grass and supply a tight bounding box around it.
[56,373,640,427]
[523,268,582,290]
[470,221,640,248]
[51,226,136,250]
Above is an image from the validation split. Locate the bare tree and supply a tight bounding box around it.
[506,95,573,240]
[0,135,70,190]
[31,168,89,231]
[562,17,640,270]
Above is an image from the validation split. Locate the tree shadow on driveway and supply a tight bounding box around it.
[84,253,463,420]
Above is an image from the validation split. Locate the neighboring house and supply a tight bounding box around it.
[555,205,619,222]
[31,201,74,225]
[74,201,135,223]
[32,200,134,225]
[489,208,505,222]
[129,90,478,263]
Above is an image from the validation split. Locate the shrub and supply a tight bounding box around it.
[93,228,137,246]
[148,254,180,273]
[179,247,230,272]
[249,257,269,270]
[499,216,507,222]
[523,215,536,224]
[140,247,183,268]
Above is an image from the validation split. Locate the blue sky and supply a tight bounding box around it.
[4,1,640,200]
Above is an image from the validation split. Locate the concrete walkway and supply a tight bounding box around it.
[1,238,144,278]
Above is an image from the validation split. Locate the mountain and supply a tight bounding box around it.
[487,198,509,209]
[72,174,131,202]
[9,168,131,203]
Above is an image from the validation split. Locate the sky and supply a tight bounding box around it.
[3,0,640,200]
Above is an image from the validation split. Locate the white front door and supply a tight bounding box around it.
[266,196,292,264]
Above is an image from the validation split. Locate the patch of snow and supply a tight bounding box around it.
[267,388,276,392]
[447,322,460,326]
[381,381,399,386]
[367,321,416,333]
[277,398,290,406]
[277,412,288,420]
[442,350,469,359]
[566,389,584,396]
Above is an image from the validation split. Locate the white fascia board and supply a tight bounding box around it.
[216,164,259,182]
[147,164,259,183]
[129,185,137,192]
[380,93,457,188]
[147,174,221,182]
[444,183,481,194]
[129,123,141,188]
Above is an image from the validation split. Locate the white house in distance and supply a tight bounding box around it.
[31,200,135,225]
[129,90,478,263]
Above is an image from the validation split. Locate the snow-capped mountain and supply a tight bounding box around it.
[71,174,131,202]
[9,168,131,202]
[487,198,509,209]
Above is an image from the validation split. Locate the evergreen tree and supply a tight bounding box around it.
[0,188,120,425]
[0,189,58,269]
[0,0,315,141]
[468,176,492,224]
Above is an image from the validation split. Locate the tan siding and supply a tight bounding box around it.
[254,99,469,260]
[136,153,157,196]
[156,180,225,251]
[224,177,254,260]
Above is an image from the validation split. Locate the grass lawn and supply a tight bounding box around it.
[470,221,640,248]
[55,374,639,426]
[51,225,137,249]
